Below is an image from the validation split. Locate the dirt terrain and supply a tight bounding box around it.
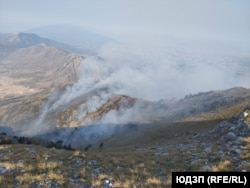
[0,39,83,128]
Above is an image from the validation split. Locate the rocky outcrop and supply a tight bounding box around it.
[192,113,250,171]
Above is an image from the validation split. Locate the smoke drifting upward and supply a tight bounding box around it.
[15,40,247,149]
[31,42,250,137]
[87,43,250,100]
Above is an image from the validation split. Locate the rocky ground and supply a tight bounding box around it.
[0,116,249,187]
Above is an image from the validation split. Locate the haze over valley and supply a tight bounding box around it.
[1,31,249,136]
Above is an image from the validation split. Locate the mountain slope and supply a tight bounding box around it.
[0,106,249,187]
[0,41,83,127]
[17,86,248,150]
[1,34,249,145]
[51,87,250,128]
[0,32,249,187]
[0,32,85,54]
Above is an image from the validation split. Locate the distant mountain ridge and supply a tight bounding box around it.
[0,32,86,54]
[28,24,116,51]
[0,32,52,48]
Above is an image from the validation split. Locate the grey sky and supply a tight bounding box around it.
[1,0,250,99]
[1,0,250,52]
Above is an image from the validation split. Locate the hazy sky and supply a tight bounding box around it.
[1,0,250,52]
[1,1,249,107]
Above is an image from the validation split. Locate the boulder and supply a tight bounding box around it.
[223,132,237,142]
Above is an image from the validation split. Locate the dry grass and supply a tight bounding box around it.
[146,177,162,186]
[210,160,231,171]
[239,136,250,171]
[0,142,248,187]
[0,120,249,187]
[0,144,191,187]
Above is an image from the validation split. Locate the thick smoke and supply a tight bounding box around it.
[40,43,249,120]
[31,42,250,145]
[89,43,249,100]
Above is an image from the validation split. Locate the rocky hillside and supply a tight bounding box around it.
[0,34,84,128]
[41,87,250,131]
[4,86,246,150]
[0,108,249,187]
[0,32,250,187]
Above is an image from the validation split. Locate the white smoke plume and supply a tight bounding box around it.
[33,42,250,135]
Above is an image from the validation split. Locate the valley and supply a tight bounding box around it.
[0,32,249,187]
